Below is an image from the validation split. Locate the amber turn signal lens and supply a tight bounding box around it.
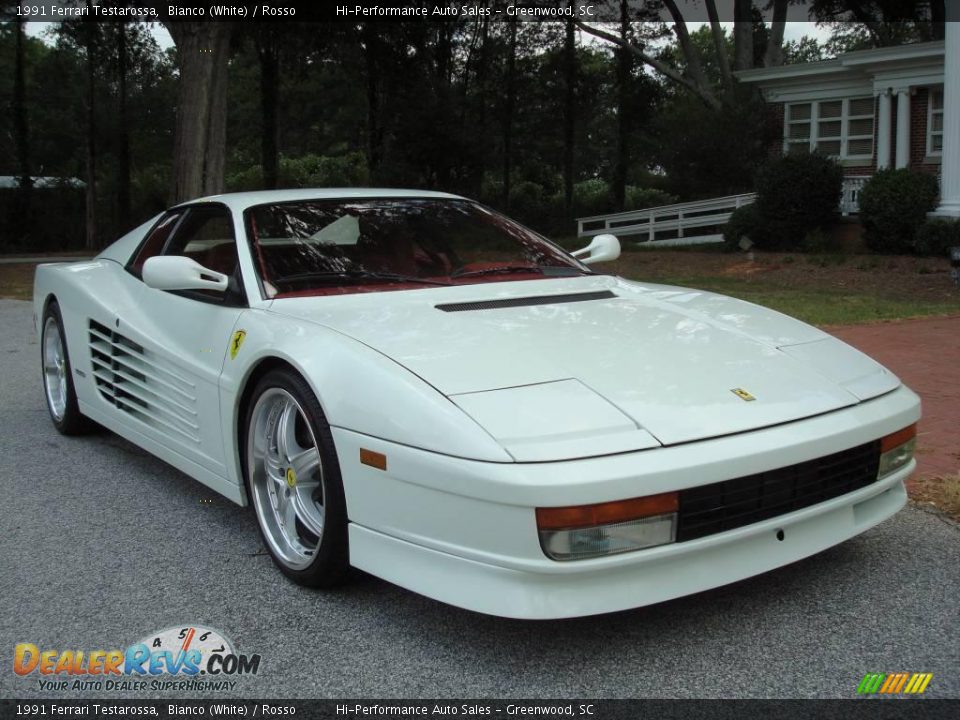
[359,448,387,471]
[880,423,917,453]
[536,492,679,531]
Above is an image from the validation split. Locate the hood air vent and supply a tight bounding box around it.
[436,290,616,313]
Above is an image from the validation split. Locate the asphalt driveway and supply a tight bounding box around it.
[0,298,957,700]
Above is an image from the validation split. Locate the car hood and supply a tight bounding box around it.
[270,276,899,458]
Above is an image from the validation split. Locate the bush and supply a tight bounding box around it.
[226,152,370,192]
[722,203,760,251]
[624,186,676,212]
[571,178,611,217]
[858,169,940,253]
[751,153,843,250]
[914,219,960,257]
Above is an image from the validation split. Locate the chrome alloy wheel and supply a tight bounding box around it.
[42,316,68,422]
[247,388,326,570]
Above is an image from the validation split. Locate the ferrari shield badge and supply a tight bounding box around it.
[731,387,756,402]
[229,330,247,360]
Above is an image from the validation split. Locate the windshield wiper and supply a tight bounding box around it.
[274,270,452,287]
[451,265,545,279]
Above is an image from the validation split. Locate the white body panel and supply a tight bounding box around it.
[31,188,921,619]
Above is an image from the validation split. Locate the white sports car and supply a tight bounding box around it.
[34,189,920,619]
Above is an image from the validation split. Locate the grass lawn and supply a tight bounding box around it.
[912,475,960,522]
[638,275,959,326]
[601,248,960,326]
[0,262,39,301]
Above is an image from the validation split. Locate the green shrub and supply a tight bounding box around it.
[624,186,676,212]
[722,203,760,251]
[858,169,939,253]
[751,153,843,250]
[226,152,370,192]
[572,178,611,217]
[914,218,960,257]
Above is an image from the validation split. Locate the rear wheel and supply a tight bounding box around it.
[41,302,92,435]
[243,370,349,587]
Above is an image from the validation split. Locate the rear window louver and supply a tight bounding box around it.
[436,290,616,313]
[87,319,200,444]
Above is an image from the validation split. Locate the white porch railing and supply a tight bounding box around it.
[840,175,868,216]
[577,193,756,245]
[576,177,870,245]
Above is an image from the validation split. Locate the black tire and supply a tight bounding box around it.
[242,369,350,588]
[41,301,94,436]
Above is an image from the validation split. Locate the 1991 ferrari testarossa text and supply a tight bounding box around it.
[34,189,920,618]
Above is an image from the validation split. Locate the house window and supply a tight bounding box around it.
[927,89,944,156]
[784,97,874,161]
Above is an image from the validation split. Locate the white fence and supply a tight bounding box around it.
[577,193,755,246]
[577,177,869,246]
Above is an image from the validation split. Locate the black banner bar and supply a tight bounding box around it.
[4,0,857,24]
[1,699,959,720]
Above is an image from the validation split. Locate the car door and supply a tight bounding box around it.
[108,203,247,478]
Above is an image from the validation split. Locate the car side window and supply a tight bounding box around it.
[128,211,183,277]
[164,206,239,277]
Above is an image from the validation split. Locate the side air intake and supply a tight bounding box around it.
[436,290,616,313]
[87,319,199,443]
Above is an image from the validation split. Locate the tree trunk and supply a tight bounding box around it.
[166,22,232,203]
[503,18,517,209]
[202,27,231,197]
[258,38,280,190]
[476,17,489,178]
[12,19,32,247]
[84,0,97,251]
[733,0,754,71]
[931,0,945,40]
[612,0,631,211]
[764,0,788,68]
[562,18,576,214]
[705,0,732,90]
[116,22,131,229]
[361,25,383,181]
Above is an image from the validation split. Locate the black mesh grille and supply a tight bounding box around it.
[436,290,616,312]
[676,441,882,542]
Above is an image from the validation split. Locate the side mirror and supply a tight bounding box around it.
[571,234,621,265]
[142,256,228,293]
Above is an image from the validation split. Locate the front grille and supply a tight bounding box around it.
[676,441,881,542]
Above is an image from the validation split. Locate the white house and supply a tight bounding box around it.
[736,20,959,219]
[577,20,959,244]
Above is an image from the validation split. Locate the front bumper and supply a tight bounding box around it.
[332,385,920,619]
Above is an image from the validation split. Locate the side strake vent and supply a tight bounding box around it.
[88,319,199,443]
[436,290,616,313]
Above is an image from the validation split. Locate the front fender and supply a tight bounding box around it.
[218,307,512,492]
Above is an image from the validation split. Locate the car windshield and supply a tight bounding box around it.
[244,198,589,298]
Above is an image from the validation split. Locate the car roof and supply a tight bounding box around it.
[179,187,466,211]
[96,188,472,265]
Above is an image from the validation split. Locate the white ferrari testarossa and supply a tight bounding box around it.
[34,189,920,619]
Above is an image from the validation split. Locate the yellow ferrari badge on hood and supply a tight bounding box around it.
[731,388,756,401]
[229,330,246,360]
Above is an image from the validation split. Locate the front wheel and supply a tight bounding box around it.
[243,370,349,587]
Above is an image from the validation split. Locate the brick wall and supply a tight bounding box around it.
[769,102,785,159]
[909,87,942,176]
